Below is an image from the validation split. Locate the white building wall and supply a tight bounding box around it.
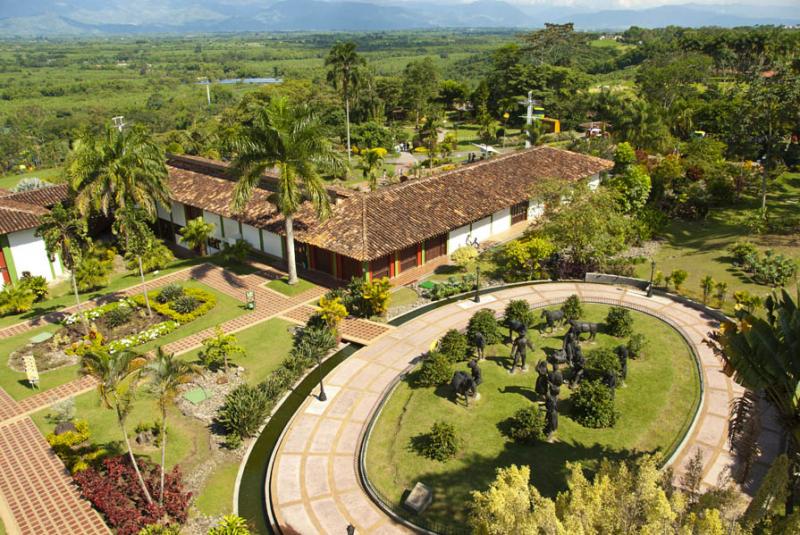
[156,202,171,221]
[7,229,57,281]
[170,201,186,227]
[447,224,471,254]
[203,211,223,239]
[222,217,240,241]
[491,208,511,235]
[262,230,283,258]
[528,202,544,220]
[242,224,261,250]
[471,216,492,243]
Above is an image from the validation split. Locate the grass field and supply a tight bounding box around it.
[265,277,317,297]
[366,304,700,528]
[0,167,62,190]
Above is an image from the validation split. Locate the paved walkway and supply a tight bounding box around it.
[268,282,779,534]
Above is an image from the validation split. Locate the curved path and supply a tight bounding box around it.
[268,282,781,534]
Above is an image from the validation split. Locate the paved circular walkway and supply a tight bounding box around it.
[268,282,782,534]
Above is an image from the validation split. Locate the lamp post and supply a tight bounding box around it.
[647,259,656,298]
[346,525,355,535]
[474,265,481,303]
[316,350,327,402]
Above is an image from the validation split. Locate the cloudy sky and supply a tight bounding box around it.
[392,0,799,6]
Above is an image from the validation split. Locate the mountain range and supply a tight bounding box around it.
[1,1,798,36]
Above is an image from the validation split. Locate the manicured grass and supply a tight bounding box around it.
[0,167,62,190]
[366,304,700,529]
[389,287,419,310]
[194,460,239,516]
[634,172,800,314]
[265,277,316,298]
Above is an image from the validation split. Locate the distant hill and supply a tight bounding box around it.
[1,1,798,37]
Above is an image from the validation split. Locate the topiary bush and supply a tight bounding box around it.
[437,329,468,362]
[157,284,184,304]
[418,421,459,461]
[505,405,547,443]
[605,306,634,337]
[216,384,273,440]
[572,379,617,428]
[627,333,646,359]
[561,294,583,321]
[503,299,535,330]
[467,309,502,345]
[169,295,200,314]
[416,351,454,387]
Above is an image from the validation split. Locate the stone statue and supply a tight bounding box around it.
[473,331,486,360]
[450,371,476,406]
[570,345,585,388]
[547,369,564,398]
[545,389,559,436]
[540,309,565,333]
[615,345,629,381]
[506,319,527,341]
[509,334,533,373]
[568,319,599,341]
[534,360,549,398]
[468,359,483,387]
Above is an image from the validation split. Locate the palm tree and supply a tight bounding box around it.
[419,115,443,169]
[113,204,157,316]
[705,289,800,511]
[358,148,385,191]
[36,203,90,333]
[180,217,215,256]
[143,347,201,504]
[325,41,366,165]
[81,349,153,504]
[67,124,169,219]
[229,96,344,285]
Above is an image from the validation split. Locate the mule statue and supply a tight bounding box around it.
[568,319,599,341]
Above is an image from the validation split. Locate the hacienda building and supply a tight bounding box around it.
[0,184,69,287]
[158,147,613,285]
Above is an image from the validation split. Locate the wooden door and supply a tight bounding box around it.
[0,249,10,285]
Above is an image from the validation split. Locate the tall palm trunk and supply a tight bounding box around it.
[159,406,167,505]
[285,215,298,285]
[138,256,152,317]
[117,405,154,505]
[345,96,352,165]
[71,271,89,335]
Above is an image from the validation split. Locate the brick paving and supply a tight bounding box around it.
[268,282,775,534]
[280,305,392,345]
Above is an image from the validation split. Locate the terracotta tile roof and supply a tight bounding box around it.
[0,198,49,234]
[298,146,612,261]
[0,184,69,207]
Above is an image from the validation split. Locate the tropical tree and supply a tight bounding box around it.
[700,275,715,305]
[179,217,214,256]
[143,347,201,504]
[705,289,800,512]
[113,204,157,316]
[66,125,169,219]
[199,327,246,372]
[229,96,344,285]
[325,41,366,164]
[357,147,386,191]
[80,349,153,504]
[419,115,444,169]
[36,203,90,333]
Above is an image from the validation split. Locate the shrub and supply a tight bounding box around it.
[208,515,252,535]
[503,300,535,330]
[605,306,633,337]
[451,246,478,271]
[561,294,583,321]
[170,295,199,314]
[586,348,622,380]
[467,309,502,345]
[75,244,115,292]
[749,250,797,287]
[216,384,273,440]
[48,397,76,424]
[344,276,392,318]
[73,455,190,535]
[728,241,758,268]
[18,274,48,302]
[572,379,617,428]
[0,283,35,315]
[417,351,454,387]
[506,405,547,443]
[157,284,184,304]
[418,421,459,461]
[219,239,250,264]
[437,329,468,362]
[138,524,182,535]
[46,419,107,474]
[670,269,688,290]
[134,287,216,323]
[290,324,337,365]
[627,333,647,358]
[105,304,134,328]
[496,237,554,281]
[200,327,246,370]
[700,275,715,305]
[125,242,175,274]
[317,295,347,331]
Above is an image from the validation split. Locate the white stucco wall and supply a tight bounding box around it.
[242,224,261,250]
[203,211,223,239]
[262,230,283,258]
[222,217,240,241]
[7,228,57,281]
[156,202,171,221]
[170,201,186,227]
[491,208,511,235]
[528,202,544,220]
[447,224,471,254]
[471,216,492,243]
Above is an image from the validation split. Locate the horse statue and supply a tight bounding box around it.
[540,309,565,332]
[450,371,477,406]
[568,319,599,341]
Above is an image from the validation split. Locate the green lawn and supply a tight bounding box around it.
[265,277,317,298]
[366,304,700,529]
[0,167,62,190]
[389,287,420,310]
[635,172,800,314]
[194,460,240,516]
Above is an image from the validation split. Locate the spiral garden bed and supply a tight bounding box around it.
[364,303,701,530]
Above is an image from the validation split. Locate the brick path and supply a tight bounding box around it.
[268,282,778,534]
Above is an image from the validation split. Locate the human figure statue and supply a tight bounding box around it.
[547,369,564,398]
[506,319,527,342]
[468,359,483,387]
[545,389,559,437]
[562,330,576,366]
[473,331,486,360]
[570,345,585,388]
[509,334,533,373]
[534,360,549,399]
[615,345,629,381]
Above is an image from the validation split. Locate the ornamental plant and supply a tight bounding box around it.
[572,379,617,428]
[216,383,272,441]
[503,299,536,331]
[670,269,688,291]
[18,274,48,302]
[700,275,715,305]
[0,284,35,315]
[451,246,478,271]
[208,515,252,535]
[417,351,454,387]
[467,309,502,345]
[506,405,547,443]
[418,421,459,461]
[437,329,468,362]
[627,333,647,359]
[317,295,347,332]
[586,348,622,383]
[200,327,246,371]
[156,284,184,304]
[605,306,633,337]
[75,243,116,292]
[361,277,392,317]
[561,294,583,321]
